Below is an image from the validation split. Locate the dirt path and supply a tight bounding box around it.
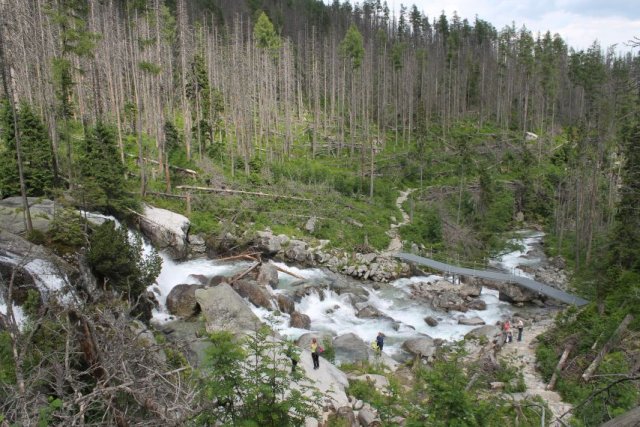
[385,188,415,253]
[500,319,573,426]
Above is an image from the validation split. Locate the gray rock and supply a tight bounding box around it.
[232,279,274,310]
[402,337,436,359]
[424,316,439,327]
[353,399,364,410]
[290,311,311,329]
[305,216,317,233]
[465,325,501,341]
[296,332,334,350]
[285,240,309,263]
[468,299,487,310]
[334,406,356,426]
[255,230,281,255]
[139,205,190,260]
[256,262,279,288]
[357,407,381,427]
[166,284,205,317]
[208,275,229,286]
[195,284,262,333]
[0,197,56,235]
[333,333,370,364]
[458,316,486,326]
[276,294,295,314]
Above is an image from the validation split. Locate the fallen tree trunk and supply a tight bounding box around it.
[600,405,640,427]
[126,154,197,176]
[582,314,634,382]
[176,185,311,201]
[547,344,573,390]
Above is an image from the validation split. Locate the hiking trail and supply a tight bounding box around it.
[385,188,415,253]
[500,319,573,426]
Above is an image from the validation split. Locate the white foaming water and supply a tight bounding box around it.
[490,231,544,278]
[151,254,249,322]
[70,215,538,353]
[0,297,26,328]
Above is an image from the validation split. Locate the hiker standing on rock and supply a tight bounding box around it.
[311,337,320,370]
[376,332,385,353]
[516,319,524,342]
[502,320,512,343]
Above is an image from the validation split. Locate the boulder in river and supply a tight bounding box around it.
[424,316,439,327]
[467,299,487,310]
[195,284,262,333]
[290,311,311,329]
[138,204,190,260]
[232,279,274,310]
[166,284,205,317]
[256,262,279,288]
[276,294,295,314]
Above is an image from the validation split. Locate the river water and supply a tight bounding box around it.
[150,230,546,357]
[0,213,543,354]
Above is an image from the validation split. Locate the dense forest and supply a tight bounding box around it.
[1,0,640,425]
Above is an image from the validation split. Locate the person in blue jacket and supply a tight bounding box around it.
[376,332,385,353]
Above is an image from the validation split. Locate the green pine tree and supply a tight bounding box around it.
[0,102,55,197]
[78,122,133,214]
[340,23,364,69]
[253,12,281,55]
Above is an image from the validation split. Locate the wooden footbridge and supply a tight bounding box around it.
[395,252,589,306]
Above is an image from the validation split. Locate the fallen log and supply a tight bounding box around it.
[176,185,311,201]
[547,344,573,390]
[216,252,262,262]
[126,154,197,176]
[582,314,634,382]
[600,405,640,427]
[228,262,260,284]
[273,264,305,280]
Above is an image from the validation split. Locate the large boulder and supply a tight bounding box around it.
[458,316,486,326]
[333,333,370,364]
[468,299,487,310]
[296,332,334,350]
[166,284,205,317]
[465,325,501,341]
[431,291,468,312]
[256,262,279,288]
[254,230,283,256]
[276,294,295,314]
[285,240,309,263]
[195,284,262,333]
[138,205,190,260]
[402,336,437,359]
[232,279,274,310]
[290,311,311,329]
[0,197,56,235]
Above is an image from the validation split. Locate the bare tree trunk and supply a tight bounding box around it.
[0,9,32,233]
[582,315,634,382]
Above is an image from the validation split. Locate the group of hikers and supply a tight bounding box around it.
[291,332,385,372]
[291,321,524,372]
[500,318,525,343]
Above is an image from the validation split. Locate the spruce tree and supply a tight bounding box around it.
[79,122,131,213]
[0,102,55,197]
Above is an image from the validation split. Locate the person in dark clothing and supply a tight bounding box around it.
[516,319,524,342]
[376,332,385,353]
[311,337,320,369]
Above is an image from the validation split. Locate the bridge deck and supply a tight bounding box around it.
[395,252,589,306]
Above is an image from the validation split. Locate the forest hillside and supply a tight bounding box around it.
[1,0,640,425]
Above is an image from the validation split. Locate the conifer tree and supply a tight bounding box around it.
[253,12,281,55]
[0,102,55,197]
[78,122,131,213]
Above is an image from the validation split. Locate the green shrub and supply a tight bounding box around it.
[87,221,161,302]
